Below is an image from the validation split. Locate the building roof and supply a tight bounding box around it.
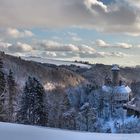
[114,85,131,94]
[111,64,120,71]
[102,85,131,94]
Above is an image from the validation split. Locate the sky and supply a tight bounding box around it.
[0,0,140,66]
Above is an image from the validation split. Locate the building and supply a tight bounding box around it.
[102,65,131,117]
[124,97,140,117]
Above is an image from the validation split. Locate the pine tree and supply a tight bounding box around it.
[17,77,47,126]
[0,58,6,121]
[16,80,30,124]
[0,58,5,93]
[47,87,70,128]
[76,103,97,132]
[7,69,17,122]
[33,77,47,126]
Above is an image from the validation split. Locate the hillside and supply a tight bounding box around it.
[0,52,86,90]
[0,122,140,140]
[2,52,140,89]
[61,64,140,86]
[24,56,92,68]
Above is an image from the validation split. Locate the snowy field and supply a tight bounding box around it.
[23,56,91,68]
[0,122,140,140]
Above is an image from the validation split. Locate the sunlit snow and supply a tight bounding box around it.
[0,122,140,140]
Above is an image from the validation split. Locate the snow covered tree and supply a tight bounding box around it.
[76,103,97,132]
[16,80,29,124]
[0,58,6,121]
[67,87,81,108]
[17,77,47,126]
[32,77,47,126]
[0,58,6,94]
[47,86,71,128]
[62,108,77,130]
[116,119,140,133]
[87,107,98,132]
[7,69,17,122]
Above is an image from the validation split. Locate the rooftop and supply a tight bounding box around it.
[111,64,120,71]
[102,85,131,94]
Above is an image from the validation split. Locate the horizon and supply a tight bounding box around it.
[1,51,139,68]
[0,0,140,66]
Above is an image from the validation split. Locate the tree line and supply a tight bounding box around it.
[0,58,47,126]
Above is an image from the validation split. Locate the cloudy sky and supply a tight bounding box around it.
[0,0,140,66]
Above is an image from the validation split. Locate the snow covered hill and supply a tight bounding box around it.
[0,122,140,140]
[23,56,91,68]
[0,52,86,89]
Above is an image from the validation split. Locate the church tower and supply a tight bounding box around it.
[111,64,120,86]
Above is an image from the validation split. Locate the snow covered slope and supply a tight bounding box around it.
[23,56,91,68]
[0,122,139,140]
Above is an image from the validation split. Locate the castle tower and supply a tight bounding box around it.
[111,64,120,86]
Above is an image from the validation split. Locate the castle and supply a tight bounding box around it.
[101,64,131,117]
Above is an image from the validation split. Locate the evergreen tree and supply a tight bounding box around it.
[7,69,17,122]
[16,80,30,124]
[0,58,6,121]
[17,77,47,126]
[47,87,70,128]
[33,77,47,126]
[76,103,97,132]
[62,108,77,130]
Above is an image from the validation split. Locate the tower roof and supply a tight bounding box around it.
[111,64,120,71]
[114,85,131,94]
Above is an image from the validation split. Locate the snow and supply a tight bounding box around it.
[114,85,131,94]
[111,65,120,71]
[103,116,138,133]
[102,85,131,94]
[80,102,90,110]
[23,57,91,68]
[44,82,65,91]
[0,122,140,140]
[44,82,56,91]
[102,85,112,92]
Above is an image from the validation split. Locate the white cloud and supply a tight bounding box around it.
[116,43,132,49]
[95,39,133,49]
[78,51,103,58]
[0,39,131,60]
[101,52,129,57]
[42,51,57,57]
[36,40,99,58]
[79,44,95,53]
[8,42,33,52]
[6,28,34,38]
[84,0,108,13]
[0,41,11,51]
[37,40,129,59]
[95,39,110,47]
[95,39,132,49]
[38,40,97,54]
[38,40,79,52]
